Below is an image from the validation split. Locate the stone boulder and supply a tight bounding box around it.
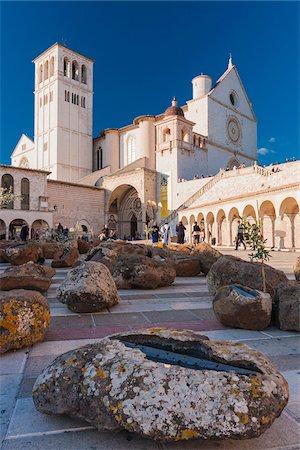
[41,241,65,259]
[193,242,222,275]
[112,254,176,289]
[77,239,93,254]
[57,261,119,313]
[5,242,43,266]
[0,289,50,354]
[173,256,202,277]
[33,328,289,442]
[207,255,288,299]
[294,257,300,281]
[0,248,9,263]
[0,262,55,293]
[213,284,272,330]
[51,247,79,268]
[273,281,300,331]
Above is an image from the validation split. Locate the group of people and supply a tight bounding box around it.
[98,224,116,241]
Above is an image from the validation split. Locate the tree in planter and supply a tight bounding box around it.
[0,186,16,208]
[240,217,271,293]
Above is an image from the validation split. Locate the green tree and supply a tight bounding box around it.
[240,218,271,293]
[0,186,16,208]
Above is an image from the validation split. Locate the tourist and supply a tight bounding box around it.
[235,220,246,250]
[192,221,201,244]
[176,221,186,244]
[20,222,29,242]
[57,222,63,234]
[161,223,171,245]
[99,229,107,241]
[151,222,159,243]
[199,227,205,243]
[103,224,110,239]
[63,226,69,237]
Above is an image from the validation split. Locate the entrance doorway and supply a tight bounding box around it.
[130,214,137,239]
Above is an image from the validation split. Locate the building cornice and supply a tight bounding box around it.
[0,164,51,175]
[47,179,103,190]
[33,42,95,63]
[209,97,256,122]
[207,140,256,161]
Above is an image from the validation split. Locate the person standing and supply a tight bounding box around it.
[103,224,110,239]
[176,221,186,244]
[235,220,246,250]
[192,221,201,244]
[161,223,171,245]
[57,222,63,234]
[20,222,29,242]
[151,222,159,243]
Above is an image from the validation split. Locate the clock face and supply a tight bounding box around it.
[227,119,241,143]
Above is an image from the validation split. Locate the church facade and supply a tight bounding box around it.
[2,43,299,248]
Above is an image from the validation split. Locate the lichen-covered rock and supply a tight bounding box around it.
[51,247,79,268]
[207,255,288,299]
[77,239,93,254]
[213,285,272,330]
[32,328,289,442]
[57,261,119,313]
[41,241,65,259]
[193,242,222,275]
[112,254,176,289]
[0,262,55,293]
[86,240,151,265]
[273,281,300,331]
[294,257,300,281]
[173,256,202,277]
[0,289,50,354]
[5,242,43,266]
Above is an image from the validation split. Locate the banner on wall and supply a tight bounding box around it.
[160,174,169,219]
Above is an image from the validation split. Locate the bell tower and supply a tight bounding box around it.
[33,43,94,182]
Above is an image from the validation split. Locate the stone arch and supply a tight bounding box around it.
[31,219,49,239]
[206,212,214,245]
[163,127,171,143]
[1,174,14,209]
[216,209,227,246]
[9,219,28,240]
[181,128,189,143]
[279,197,300,249]
[181,215,188,242]
[72,60,79,81]
[0,219,6,240]
[227,157,240,170]
[21,178,30,210]
[44,60,49,80]
[243,205,257,223]
[260,200,276,248]
[228,207,240,246]
[77,219,91,235]
[108,184,143,240]
[189,214,196,243]
[50,56,55,77]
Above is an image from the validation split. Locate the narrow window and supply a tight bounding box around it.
[64,57,70,77]
[65,90,67,101]
[21,178,30,210]
[50,56,54,76]
[43,143,48,151]
[50,91,53,102]
[72,93,74,103]
[39,64,43,83]
[72,61,79,80]
[127,136,136,164]
[44,60,49,80]
[67,91,70,102]
[81,65,87,84]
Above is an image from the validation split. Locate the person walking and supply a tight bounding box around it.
[176,221,186,244]
[20,222,29,242]
[161,223,171,245]
[151,222,159,243]
[192,221,201,244]
[235,220,246,250]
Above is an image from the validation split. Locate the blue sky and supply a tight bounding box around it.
[0,1,299,165]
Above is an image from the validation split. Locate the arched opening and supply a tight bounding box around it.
[81,64,87,84]
[108,185,142,240]
[206,212,214,245]
[31,219,49,239]
[227,157,240,170]
[163,128,171,143]
[64,57,70,77]
[242,205,257,224]
[50,56,55,76]
[44,60,49,80]
[39,64,43,83]
[127,136,136,165]
[21,178,30,210]
[189,214,196,243]
[1,174,14,209]
[0,219,6,240]
[228,207,240,245]
[9,219,28,240]
[260,201,276,248]
[279,197,300,249]
[181,128,189,143]
[217,209,227,246]
[72,60,79,80]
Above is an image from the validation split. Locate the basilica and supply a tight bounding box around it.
[1,43,299,249]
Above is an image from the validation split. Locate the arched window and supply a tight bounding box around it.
[96,147,103,170]
[21,178,30,210]
[1,174,14,209]
[44,60,49,80]
[127,136,136,165]
[181,128,189,142]
[163,128,171,143]
[72,61,79,80]
[50,56,55,76]
[63,57,70,77]
[81,65,87,84]
[39,64,43,83]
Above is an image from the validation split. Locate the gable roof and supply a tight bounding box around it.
[11,134,34,157]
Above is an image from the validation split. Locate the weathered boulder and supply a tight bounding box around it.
[207,255,288,299]
[33,328,289,442]
[41,241,65,259]
[0,262,55,292]
[213,284,272,330]
[51,247,79,268]
[173,256,202,277]
[0,289,50,354]
[5,242,43,266]
[112,254,176,289]
[294,257,300,281]
[0,248,9,263]
[193,242,222,275]
[57,261,119,313]
[77,239,93,254]
[273,281,300,331]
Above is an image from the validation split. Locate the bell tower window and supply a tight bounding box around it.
[127,136,136,164]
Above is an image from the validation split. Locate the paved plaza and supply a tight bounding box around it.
[1,249,299,450]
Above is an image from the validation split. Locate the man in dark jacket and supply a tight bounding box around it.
[235,220,246,250]
[176,221,186,244]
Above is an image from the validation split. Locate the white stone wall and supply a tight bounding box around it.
[11,135,36,169]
